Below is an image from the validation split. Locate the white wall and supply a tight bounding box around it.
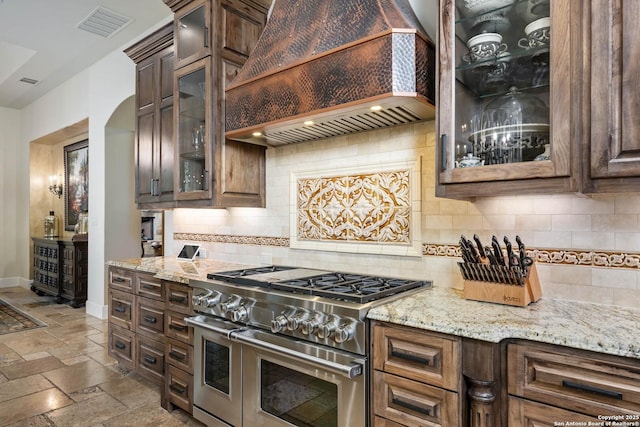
[0,107,25,285]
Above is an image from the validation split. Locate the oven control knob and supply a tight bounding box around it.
[287,314,305,331]
[192,292,208,306]
[334,325,354,343]
[300,318,320,335]
[271,315,288,333]
[317,323,336,339]
[205,292,221,307]
[228,305,248,322]
[220,297,240,313]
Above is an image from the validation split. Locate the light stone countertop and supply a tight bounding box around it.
[367,286,640,360]
[107,257,257,284]
[106,258,640,360]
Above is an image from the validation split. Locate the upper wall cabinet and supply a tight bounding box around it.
[436,1,582,199]
[125,24,176,209]
[165,0,269,207]
[586,0,640,192]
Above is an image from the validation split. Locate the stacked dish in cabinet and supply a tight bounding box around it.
[454,0,551,168]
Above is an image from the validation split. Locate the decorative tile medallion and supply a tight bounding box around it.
[296,171,411,243]
[290,160,423,256]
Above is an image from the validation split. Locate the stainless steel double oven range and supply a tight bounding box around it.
[186,266,432,427]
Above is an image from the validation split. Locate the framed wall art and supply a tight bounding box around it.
[64,140,89,231]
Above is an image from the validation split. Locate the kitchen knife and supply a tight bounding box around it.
[491,236,505,266]
[504,236,516,267]
[515,235,533,276]
[485,246,497,265]
[473,234,486,259]
[461,235,480,263]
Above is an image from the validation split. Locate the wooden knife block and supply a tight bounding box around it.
[461,262,542,307]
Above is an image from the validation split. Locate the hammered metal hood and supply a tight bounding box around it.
[225,0,436,146]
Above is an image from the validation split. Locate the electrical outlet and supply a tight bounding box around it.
[198,248,207,258]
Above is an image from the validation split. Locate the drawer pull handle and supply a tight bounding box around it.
[170,384,186,395]
[169,351,186,361]
[144,355,157,365]
[143,315,158,324]
[142,284,156,290]
[392,397,432,416]
[113,277,126,283]
[391,350,432,366]
[115,342,126,350]
[169,295,187,303]
[169,323,186,331]
[562,380,623,400]
[114,306,126,313]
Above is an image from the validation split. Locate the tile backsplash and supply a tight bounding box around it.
[172,121,640,308]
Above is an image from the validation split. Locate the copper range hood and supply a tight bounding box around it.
[225,0,436,146]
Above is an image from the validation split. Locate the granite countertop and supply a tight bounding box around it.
[367,286,640,360]
[107,257,257,284]
[107,257,640,360]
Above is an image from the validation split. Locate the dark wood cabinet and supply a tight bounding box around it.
[32,236,88,308]
[165,0,268,208]
[125,23,176,209]
[107,266,196,414]
[436,0,581,199]
[586,0,640,191]
[371,322,463,427]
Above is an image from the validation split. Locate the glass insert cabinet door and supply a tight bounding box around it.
[175,58,210,200]
[438,0,572,185]
[174,0,211,68]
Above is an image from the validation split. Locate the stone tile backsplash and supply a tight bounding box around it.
[173,121,640,308]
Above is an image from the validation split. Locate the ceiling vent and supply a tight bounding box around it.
[19,77,38,85]
[77,6,133,38]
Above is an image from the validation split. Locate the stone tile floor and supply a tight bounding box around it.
[0,286,205,427]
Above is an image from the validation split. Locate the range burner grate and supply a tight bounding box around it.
[208,266,430,303]
[272,274,429,303]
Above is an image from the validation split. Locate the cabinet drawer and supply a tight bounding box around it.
[166,364,193,413]
[109,267,134,292]
[508,396,602,426]
[137,335,165,383]
[165,282,193,315]
[136,272,164,301]
[508,341,640,416]
[109,290,135,330]
[165,310,193,344]
[373,416,406,427]
[372,323,461,391]
[373,371,460,427]
[166,338,193,374]
[136,296,165,340]
[109,323,136,370]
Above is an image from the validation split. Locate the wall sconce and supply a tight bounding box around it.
[48,175,63,198]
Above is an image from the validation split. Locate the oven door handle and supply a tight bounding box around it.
[185,314,245,337]
[234,329,365,379]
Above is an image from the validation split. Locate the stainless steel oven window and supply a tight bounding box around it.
[260,359,338,427]
[204,339,230,394]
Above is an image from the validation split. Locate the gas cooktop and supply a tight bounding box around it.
[207,265,431,304]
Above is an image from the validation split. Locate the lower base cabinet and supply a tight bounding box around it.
[107,266,194,415]
[372,322,640,426]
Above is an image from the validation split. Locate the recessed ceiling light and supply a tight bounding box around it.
[303,120,314,126]
[370,105,382,111]
[252,131,262,137]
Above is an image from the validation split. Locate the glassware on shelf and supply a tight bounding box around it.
[192,123,205,156]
